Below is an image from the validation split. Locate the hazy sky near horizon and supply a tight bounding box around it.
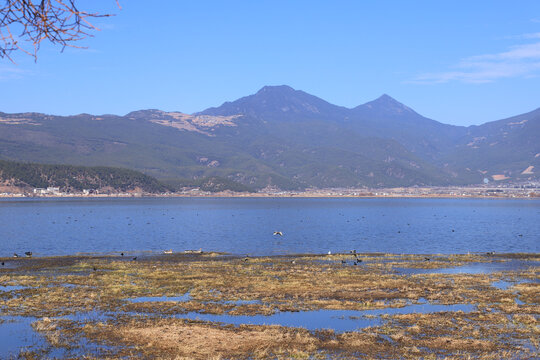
[1,0,540,126]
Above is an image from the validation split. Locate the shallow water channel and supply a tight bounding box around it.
[176,303,475,332]
[0,312,121,359]
[395,259,539,275]
[126,293,475,332]
[0,317,44,358]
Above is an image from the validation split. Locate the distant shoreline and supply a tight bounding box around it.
[0,192,538,199]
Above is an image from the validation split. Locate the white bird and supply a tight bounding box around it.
[273,231,283,236]
[163,249,173,254]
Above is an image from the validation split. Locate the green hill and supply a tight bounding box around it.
[0,160,255,194]
[0,160,170,193]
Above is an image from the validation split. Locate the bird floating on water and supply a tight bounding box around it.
[1,262,4,266]
[273,231,283,236]
[25,252,32,258]
[132,257,137,261]
[13,253,19,258]
[120,253,124,257]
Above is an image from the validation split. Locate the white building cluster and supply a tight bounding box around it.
[33,187,61,195]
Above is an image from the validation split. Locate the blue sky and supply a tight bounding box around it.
[1,0,540,126]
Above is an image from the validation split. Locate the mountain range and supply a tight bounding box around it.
[1,85,538,190]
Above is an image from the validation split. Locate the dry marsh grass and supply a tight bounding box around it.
[0,252,538,359]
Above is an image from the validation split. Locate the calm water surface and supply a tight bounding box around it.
[0,197,538,256]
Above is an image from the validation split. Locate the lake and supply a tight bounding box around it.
[0,197,538,256]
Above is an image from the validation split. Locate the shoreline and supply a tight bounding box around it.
[2,250,539,260]
[1,192,539,199]
[2,182,539,199]
[0,249,540,261]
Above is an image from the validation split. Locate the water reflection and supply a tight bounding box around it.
[0,285,27,292]
[174,303,475,332]
[0,317,48,358]
[396,260,539,275]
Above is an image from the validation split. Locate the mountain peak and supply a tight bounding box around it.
[256,85,295,94]
[356,94,415,116]
[199,85,347,119]
[375,93,394,101]
[371,94,406,106]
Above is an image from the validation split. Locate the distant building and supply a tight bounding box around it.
[33,187,61,195]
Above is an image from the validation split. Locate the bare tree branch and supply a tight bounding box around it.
[0,0,119,62]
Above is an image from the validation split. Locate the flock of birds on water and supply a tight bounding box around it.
[0,221,525,268]
[0,245,507,269]
[2,208,528,265]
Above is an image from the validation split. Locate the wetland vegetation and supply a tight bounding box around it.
[0,252,538,359]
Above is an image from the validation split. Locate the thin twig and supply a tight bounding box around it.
[0,0,118,62]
